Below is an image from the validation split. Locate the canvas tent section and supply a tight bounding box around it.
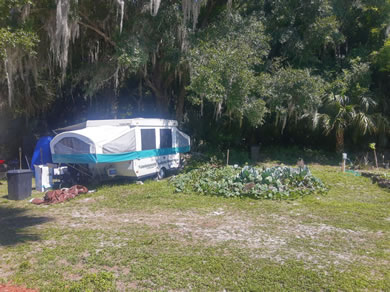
[176,130,190,149]
[50,126,135,164]
[102,129,136,154]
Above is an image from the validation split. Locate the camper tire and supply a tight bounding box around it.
[157,167,166,180]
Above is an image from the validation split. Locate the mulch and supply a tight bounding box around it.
[31,185,88,205]
[0,284,38,292]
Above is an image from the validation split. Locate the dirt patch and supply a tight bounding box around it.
[40,206,386,269]
[0,268,13,283]
[167,212,381,268]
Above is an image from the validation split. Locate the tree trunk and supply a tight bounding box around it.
[155,90,170,117]
[111,96,118,119]
[105,89,118,119]
[335,128,344,153]
[137,78,144,112]
[144,61,173,118]
[176,71,189,122]
[176,86,185,122]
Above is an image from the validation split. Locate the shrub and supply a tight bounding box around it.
[171,164,327,200]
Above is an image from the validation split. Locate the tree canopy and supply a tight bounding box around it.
[1,0,390,156]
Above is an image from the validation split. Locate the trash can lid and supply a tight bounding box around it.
[7,169,33,174]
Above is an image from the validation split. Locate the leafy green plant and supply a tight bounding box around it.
[171,164,327,200]
[67,272,115,292]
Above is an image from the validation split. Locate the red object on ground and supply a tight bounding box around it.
[0,284,38,292]
[0,160,5,165]
[31,185,88,205]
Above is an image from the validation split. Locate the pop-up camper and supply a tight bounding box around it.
[50,118,190,180]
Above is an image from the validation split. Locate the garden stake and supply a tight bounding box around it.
[369,143,378,169]
[19,147,22,169]
[227,149,230,165]
[25,155,30,169]
[342,153,347,173]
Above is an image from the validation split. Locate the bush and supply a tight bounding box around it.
[171,164,327,200]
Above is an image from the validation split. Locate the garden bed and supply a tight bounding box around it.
[171,164,327,199]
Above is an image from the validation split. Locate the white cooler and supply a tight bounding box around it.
[34,165,53,192]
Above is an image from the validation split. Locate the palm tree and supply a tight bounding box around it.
[317,94,376,152]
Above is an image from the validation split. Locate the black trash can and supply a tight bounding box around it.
[7,169,33,200]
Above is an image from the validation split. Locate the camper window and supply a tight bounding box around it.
[160,129,172,149]
[141,129,156,150]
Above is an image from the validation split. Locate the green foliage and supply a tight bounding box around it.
[369,142,376,150]
[264,0,344,65]
[0,27,38,58]
[172,164,327,200]
[318,58,377,150]
[264,67,326,132]
[187,13,270,126]
[243,98,268,127]
[374,39,390,72]
[1,0,390,154]
[67,272,115,292]
[117,38,148,73]
[0,0,33,23]
[18,261,31,271]
[0,0,37,57]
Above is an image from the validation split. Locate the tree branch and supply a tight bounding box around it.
[144,76,159,95]
[78,20,116,47]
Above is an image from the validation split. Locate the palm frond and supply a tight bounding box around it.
[373,113,390,134]
[354,112,376,135]
[318,113,333,135]
[359,95,377,112]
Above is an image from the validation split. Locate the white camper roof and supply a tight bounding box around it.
[56,118,178,132]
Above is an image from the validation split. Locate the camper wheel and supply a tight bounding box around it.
[157,167,166,180]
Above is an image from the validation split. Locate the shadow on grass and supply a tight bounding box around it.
[0,206,53,246]
[86,176,137,190]
[90,171,178,189]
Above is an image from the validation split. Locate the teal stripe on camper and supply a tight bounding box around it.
[52,153,98,164]
[52,146,190,164]
[96,146,190,163]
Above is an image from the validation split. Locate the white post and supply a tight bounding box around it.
[342,153,347,172]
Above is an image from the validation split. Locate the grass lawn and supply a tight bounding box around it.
[0,164,389,291]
